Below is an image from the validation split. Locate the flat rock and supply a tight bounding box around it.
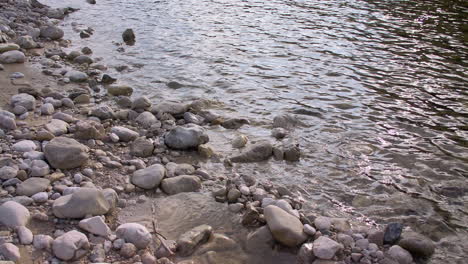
[52,230,90,261]
[16,177,50,196]
[0,43,20,53]
[78,216,111,237]
[116,223,152,249]
[44,137,88,169]
[132,164,166,189]
[0,201,30,228]
[152,102,188,116]
[110,126,139,142]
[108,85,133,96]
[12,140,37,152]
[230,141,273,162]
[52,188,110,218]
[161,175,201,195]
[264,205,307,247]
[176,224,212,257]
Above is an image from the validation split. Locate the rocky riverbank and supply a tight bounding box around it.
[0,1,438,264]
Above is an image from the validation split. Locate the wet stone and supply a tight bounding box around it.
[384,223,403,245]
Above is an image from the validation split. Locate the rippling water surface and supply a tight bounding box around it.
[44,0,467,262]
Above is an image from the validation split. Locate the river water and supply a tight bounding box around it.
[42,0,467,262]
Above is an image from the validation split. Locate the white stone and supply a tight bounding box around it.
[78,216,111,237]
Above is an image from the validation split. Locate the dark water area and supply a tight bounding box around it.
[42,0,468,262]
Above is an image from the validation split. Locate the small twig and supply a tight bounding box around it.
[151,204,174,256]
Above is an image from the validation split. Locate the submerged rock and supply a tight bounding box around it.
[122,28,135,44]
[176,224,213,257]
[230,141,273,162]
[161,175,201,195]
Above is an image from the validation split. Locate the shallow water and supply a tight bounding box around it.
[43,0,468,262]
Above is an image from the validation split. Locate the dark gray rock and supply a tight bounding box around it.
[384,223,403,245]
[164,126,209,150]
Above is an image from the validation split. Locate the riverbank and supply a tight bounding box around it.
[0,0,454,263]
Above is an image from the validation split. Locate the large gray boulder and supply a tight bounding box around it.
[16,177,50,196]
[230,141,273,162]
[52,188,110,218]
[11,93,35,111]
[0,201,30,228]
[131,164,166,189]
[161,175,201,195]
[40,26,64,40]
[164,125,209,150]
[110,126,139,142]
[263,205,307,247]
[0,50,26,64]
[44,137,88,169]
[52,230,90,261]
[116,223,152,249]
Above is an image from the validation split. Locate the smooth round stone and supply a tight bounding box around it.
[32,192,49,203]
